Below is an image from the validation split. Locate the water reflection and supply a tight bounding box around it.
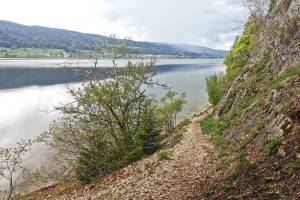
[0,59,225,147]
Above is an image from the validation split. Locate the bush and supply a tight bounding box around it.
[265,137,283,155]
[42,61,166,184]
[206,74,226,106]
[75,134,118,184]
[158,90,186,134]
[137,105,162,155]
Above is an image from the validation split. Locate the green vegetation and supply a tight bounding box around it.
[205,18,258,109]
[200,112,236,171]
[199,0,299,197]
[158,90,186,134]
[224,19,255,81]
[158,150,172,160]
[200,111,236,147]
[0,47,68,58]
[40,61,186,184]
[269,0,277,12]
[0,21,227,58]
[137,105,162,155]
[205,74,226,106]
[200,115,215,135]
[235,152,250,167]
[267,64,300,90]
[265,137,283,155]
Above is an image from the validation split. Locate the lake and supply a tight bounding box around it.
[0,59,225,147]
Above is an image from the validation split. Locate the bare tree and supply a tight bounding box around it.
[243,0,269,17]
[0,140,32,200]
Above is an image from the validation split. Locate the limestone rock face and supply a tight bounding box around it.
[199,1,300,198]
[213,0,300,155]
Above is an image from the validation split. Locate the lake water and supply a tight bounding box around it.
[0,59,225,147]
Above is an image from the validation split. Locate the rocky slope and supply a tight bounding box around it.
[198,0,300,199]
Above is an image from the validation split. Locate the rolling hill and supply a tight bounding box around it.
[0,20,227,58]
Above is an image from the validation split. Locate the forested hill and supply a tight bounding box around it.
[0,20,227,58]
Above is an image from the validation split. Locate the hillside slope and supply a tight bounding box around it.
[0,20,227,57]
[199,0,300,199]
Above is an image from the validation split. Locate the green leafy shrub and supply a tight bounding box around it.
[224,19,255,82]
[206,74,226,106]
[42,61,168,184]
[265,137,283,155]
[138,105,162,155]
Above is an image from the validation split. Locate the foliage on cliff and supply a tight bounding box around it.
[201,0,300,198]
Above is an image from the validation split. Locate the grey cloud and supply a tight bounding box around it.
[100,0,248,50]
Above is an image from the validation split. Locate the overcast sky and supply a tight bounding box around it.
[0,0,248,50]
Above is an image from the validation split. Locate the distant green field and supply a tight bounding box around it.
[0,47,194,59]
[0,47,101,58]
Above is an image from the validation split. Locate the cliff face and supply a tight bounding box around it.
[220,0,299,157]
[200,0,300,199]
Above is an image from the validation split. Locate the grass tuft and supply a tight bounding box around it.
[265,137,283,155]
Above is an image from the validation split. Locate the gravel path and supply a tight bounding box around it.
[53,113,215,200]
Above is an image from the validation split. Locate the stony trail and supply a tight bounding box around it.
[52,113,215,200]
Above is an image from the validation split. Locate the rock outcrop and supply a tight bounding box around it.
[199,0,300,199]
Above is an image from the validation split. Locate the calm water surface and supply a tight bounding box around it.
[0,59,225,147]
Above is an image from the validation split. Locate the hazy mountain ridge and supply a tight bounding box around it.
[0,20,227,58]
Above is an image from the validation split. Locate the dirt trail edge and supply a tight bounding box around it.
[53,111,216,200]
